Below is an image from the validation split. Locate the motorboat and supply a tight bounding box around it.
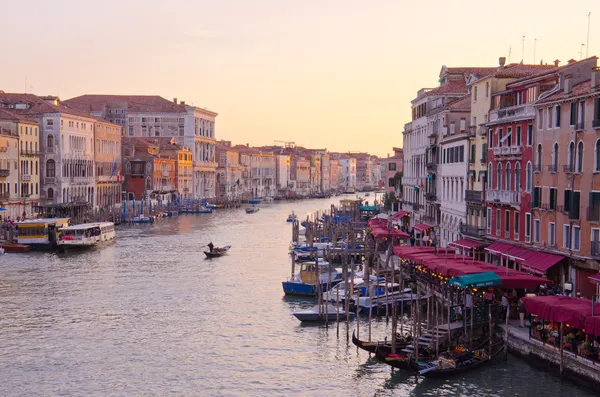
[326,274,384,304]
[58,222,116,251]
[282,259,343,296]
[204,245,231,258]
[286,212,297,222]
[245,206,260,214]
[131,215,154,224]
[293,304,355,322]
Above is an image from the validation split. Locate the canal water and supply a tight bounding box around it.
[0,197,596,397]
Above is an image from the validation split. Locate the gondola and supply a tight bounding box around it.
[352,330,412,354]
[204,245,231,258]
[416,340,505,377]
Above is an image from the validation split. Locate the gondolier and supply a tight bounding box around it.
[208,242,214,252]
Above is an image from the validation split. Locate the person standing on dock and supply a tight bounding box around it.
[518,297,526,328]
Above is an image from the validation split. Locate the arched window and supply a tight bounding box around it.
[536,144,542,169]
[487,163,492,189]
[596,139,600,171]
[47,134,54,148]
[505,162,512,191]
[497,163,503,190]
[526,162,532,192]
[552,142,559,171]
[577,141,584,173]
[515,163,521,191]
[568,141,575,171]
[47,188,54,199]
[46,159,55,177]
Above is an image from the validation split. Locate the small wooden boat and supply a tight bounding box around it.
[416,340,505,377]
[1,243,31,253]
[204,245,231,258]
[352,330,412,354]
[245,206,259,214]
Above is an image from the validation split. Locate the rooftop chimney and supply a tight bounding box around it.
[554,59,560,67]
[564,74,574,95]
[568,59,577,64]
[180,101,185,105]
[499,57,506,70]
[173,98,178,104]
[592,67,600,91]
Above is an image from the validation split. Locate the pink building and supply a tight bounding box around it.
[381,147,403,194]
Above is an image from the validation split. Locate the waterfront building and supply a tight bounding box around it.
[381,147,403,195]
[437,94,471,247]
[320,153,331,193]
[530,60,600,296]
[0,94,105,216]
[276,154,291,198]
[370,155,382,190]
[93,119,122,209]
[122,138,177,202]
[64,95,217,200]
[463,60,556,241]
[329,158,343,191]
[291,156,311,195]
[216,141,245,201]
[0,109,41,217]
[338,155,357,191]
[159,138,193,200]
[310,152,322,194]
[0,127,19,219]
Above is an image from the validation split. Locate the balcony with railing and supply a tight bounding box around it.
[492,146,522,157]
[0,169,9,178]
[486,189,521,205]
[0,191,9,199]
[69,176,95,185]
[21,174,31,181]
[547,164,558,173]
[460,223,486,238]
[480,153,487,163]
[20,150,39,157]
[478,125,487,136]
[465,189,484,203]
[591,241,600,258]
[425,192,437,201]
[467,126,477,138]
[563,164,574,173]
[588,206,600,223]
[489,104,535,123]
[575,122,585,132]
[426,162,437,172]
[593,119,600,129]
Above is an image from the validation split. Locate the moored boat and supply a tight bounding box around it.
[15,218,70,250]
[282,259,343,296]
[0,243,31,253]
[245,206,259,214]
[286,212,297,222]
[352,330,412,354]
[204,245,231,258]
[416,340,505,377]
[293,304,354,322]
[57,222,116,251]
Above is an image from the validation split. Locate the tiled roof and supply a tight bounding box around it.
[64,95,188,113]
[0,93,97,119]
[536,80,595,104]
[425,80,468,96]
[0,108,38,124]
[494,63,557,78]
[445,67,498,78]
[445,94,471,110]
[508,56,598,86]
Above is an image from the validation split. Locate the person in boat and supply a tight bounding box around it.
[208,241,214,252]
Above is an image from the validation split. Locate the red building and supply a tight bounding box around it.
[485,69,557,249]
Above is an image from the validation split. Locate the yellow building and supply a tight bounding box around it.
[463,59,556,239]
[0,109,41,217]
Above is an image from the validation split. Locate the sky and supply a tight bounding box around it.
[1,0,599,157]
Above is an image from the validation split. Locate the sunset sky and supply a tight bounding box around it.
[2,0,599,156]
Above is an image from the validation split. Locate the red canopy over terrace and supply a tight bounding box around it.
[391,210,409,220]
[413,223,433,233]
[370,228,409,239]
[585,316,600,336]
[448,239,488,251]
[523,296,600,329]
[485,241,564,276]
[392,246,437,257]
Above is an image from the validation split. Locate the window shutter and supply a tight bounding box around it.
[570,103,577,125]
[556,106,561,126]
[564,189,571,212]
[569,191,580,220]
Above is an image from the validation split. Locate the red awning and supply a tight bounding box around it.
[413,223,433,233]
[585,316,600,336]
[391,210,409,220]
[523,296,600,329]
[448,239,488,251]
[485,241,517,255]
[520,252,564,275]
[392,246,437,257]
[371,227,409,239]
[588,272,600,284]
